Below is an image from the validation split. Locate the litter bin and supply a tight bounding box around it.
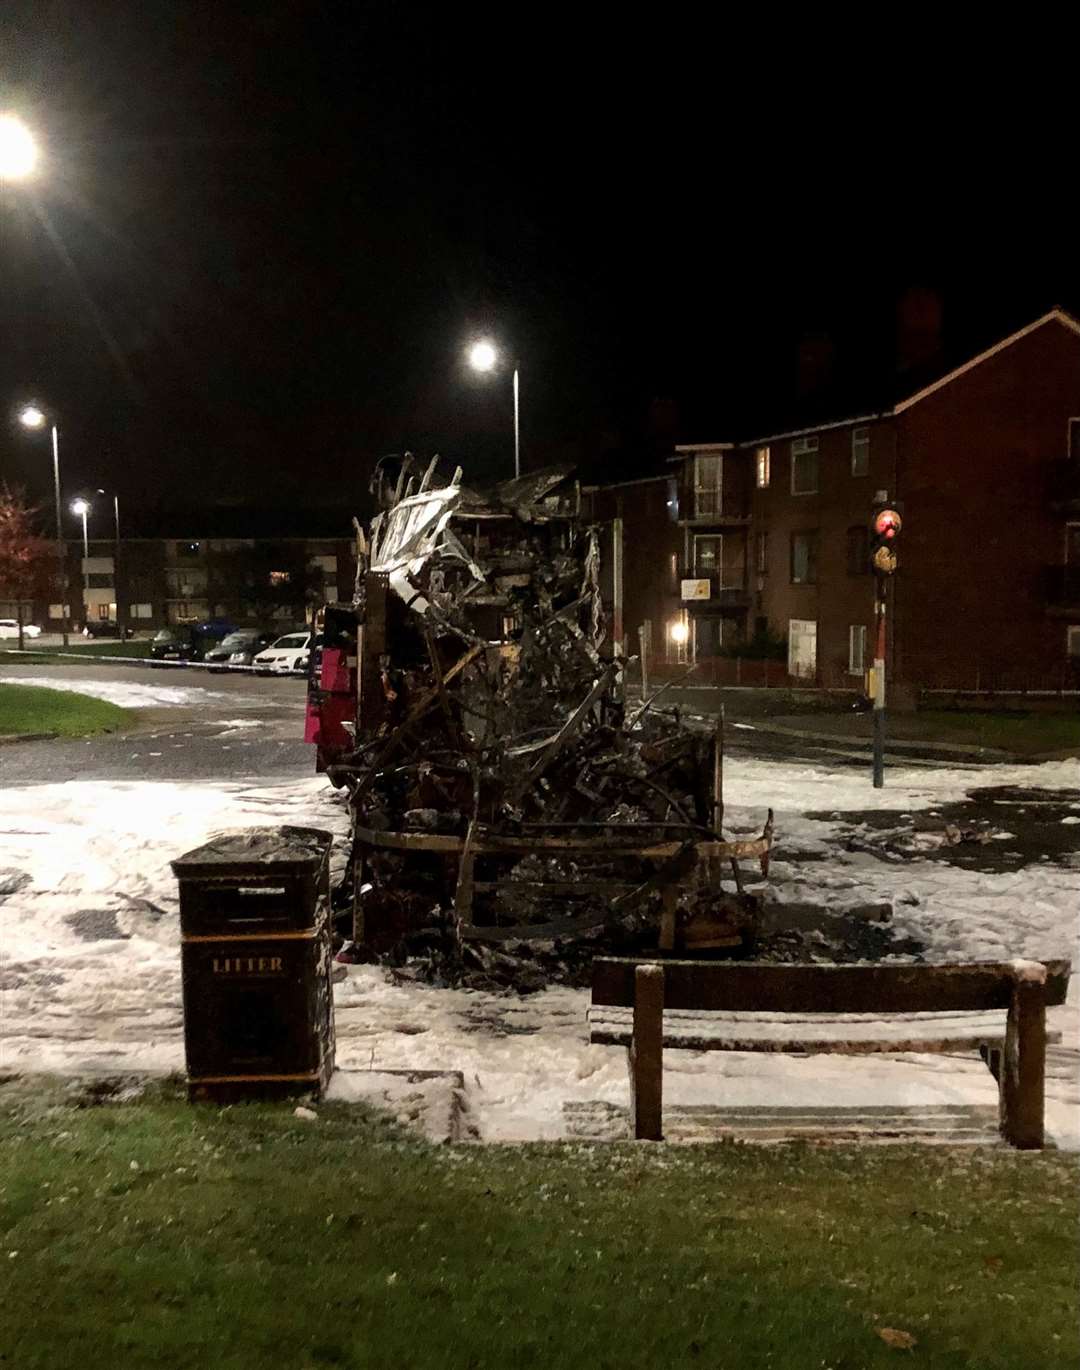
[172,826,336,1101]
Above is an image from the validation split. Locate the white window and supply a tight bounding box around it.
[1068,626,1080,658]
[48,603,72,619]
[693,454,722,517]
[755,446,771,488]
[848,624,867,675]
[851,427,870,477]
[131,603,153,620]
[787,619,818,679]
[791,437,819,495]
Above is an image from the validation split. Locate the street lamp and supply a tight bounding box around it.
[18,404,69,647]
[467,339,521,480]
[71,499,90,631]
[95,488,124,638]
[0,114,38,182]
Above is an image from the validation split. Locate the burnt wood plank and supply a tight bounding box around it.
[591,957,1071,1014]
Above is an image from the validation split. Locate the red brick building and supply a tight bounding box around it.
[588,307,1080,690]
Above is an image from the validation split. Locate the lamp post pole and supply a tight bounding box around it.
[51,425,69,648]
[512,365,520,481]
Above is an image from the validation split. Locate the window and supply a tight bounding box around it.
[791,436,819,494]
[131,603,153,620]
[693,454,722,517]
[787,619,818,679]
[694,534,722,575]
[846,525,869,576]
[269,570,291,586]
[97,603,111,621]
[755,446,771,488]
[86,572,114,589]
[48,603,71,619]
[1069,626,1080,658]
[851,427,870,477]
[756,531,768,574]
[790,531,819,584]
[848,624,867,675]
[665,477,679,521]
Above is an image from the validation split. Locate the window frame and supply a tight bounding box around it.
[693,453,723,518]
[790,436,820,495]
[850,426,870,477]
[755,445,771,489]
[848,624,867,675]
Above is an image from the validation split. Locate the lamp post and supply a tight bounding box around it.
[467,339,520,480]
[71,499,90,631]
[96,488,124,637]
[18,405,69,647]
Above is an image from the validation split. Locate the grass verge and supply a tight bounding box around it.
[0,639,155,659]
[910,710,1080,756]
[0,682,131,737]
[0,1076,1076,1369]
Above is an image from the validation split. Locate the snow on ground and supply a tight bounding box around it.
[1,755,1077,1144]
[0,676,233,708]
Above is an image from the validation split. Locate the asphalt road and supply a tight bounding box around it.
[0,661,313,785]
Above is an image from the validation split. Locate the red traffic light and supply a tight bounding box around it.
[873,508,902,540]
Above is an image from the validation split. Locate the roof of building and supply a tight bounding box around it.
[679,306,1080,452]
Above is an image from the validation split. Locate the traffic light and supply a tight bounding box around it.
[870,501,903,575]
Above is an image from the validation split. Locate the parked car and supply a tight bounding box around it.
[82,621,134,639]
[203,629,278,666]
[150,619,236,662]
[252,631,313,674]
[0,619,42,640]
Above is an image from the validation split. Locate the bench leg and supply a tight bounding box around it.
[629,965,664,1141]
[999,980,1046,1150]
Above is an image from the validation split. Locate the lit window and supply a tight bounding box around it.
[694,535,721,574]
[851,427,870,477]
[755,446,771,489]
[269,570,291,586]
[693,454,722,517]
[848,624,867,675]
[790,531,818,584]
[791,437,819,495]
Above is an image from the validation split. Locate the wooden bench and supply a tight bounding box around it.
[589,957,1071,1149]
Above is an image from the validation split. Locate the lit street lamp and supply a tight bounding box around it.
[71,499,90,630]
[0,114,38,182]
[18,405,69,646]
[467,339,521,480]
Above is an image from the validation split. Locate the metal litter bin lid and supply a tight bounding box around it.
[171,826,333,877]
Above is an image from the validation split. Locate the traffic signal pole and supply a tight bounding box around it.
[872,575,887,788]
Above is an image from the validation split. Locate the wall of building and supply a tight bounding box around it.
[894,319,1080,688]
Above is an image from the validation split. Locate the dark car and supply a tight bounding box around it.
[150,619,236,662]
[82,621,134,639]
[203,629,278,666]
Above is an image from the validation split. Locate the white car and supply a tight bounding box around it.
[0,619,42,640]
[252,631,312,674]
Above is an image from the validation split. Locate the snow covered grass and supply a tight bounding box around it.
[1,1076,1076,1370]
[0,683,131,738]
[1,756,1077,1144]
[0,675,233,708]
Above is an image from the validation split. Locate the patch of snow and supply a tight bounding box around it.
[0,676,230,709]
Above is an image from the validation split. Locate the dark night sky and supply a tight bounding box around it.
[1,3,1074,533]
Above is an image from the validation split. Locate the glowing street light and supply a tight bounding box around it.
[466,338,521,480]
[0,114,39,182]
[17,403,69,646]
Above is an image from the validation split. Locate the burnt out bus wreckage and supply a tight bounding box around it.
[306,456,773,987]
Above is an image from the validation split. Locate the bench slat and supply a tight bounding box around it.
[591,958,1071,1014]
